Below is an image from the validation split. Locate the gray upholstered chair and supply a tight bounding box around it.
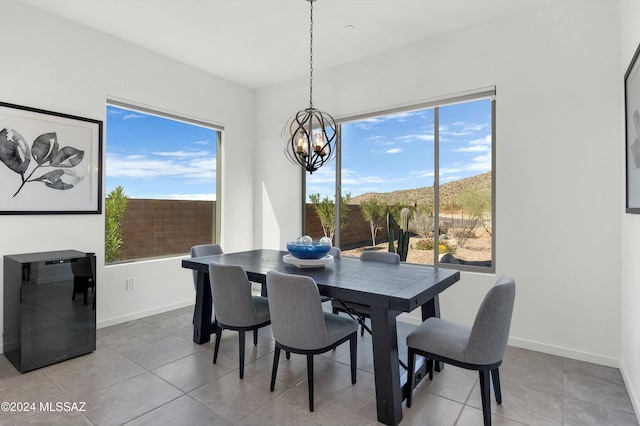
[208,263,270,379]
[190,244,223,325]
[190,244,223,291]
[331,251,400,335]
[406,276,516,426]
[266,270,358,412]
[358,250,400,264]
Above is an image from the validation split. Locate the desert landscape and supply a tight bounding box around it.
[342,229,492,266]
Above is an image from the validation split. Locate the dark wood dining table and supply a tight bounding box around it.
[182,249,459,426]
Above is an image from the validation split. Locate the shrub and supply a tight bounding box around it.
[453,228,476,240]
[409,208,434,238]
[309,192,351,242]
[415,239,434,250]
[105,186,129,263]
[439,241,457,254]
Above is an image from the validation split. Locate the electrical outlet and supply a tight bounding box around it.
[126,278,135,291]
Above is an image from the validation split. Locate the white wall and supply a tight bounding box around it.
[620,0,640,416]
[0,1,255,335]
[256,1,624,367]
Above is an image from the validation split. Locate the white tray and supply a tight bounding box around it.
[283,254,334,268]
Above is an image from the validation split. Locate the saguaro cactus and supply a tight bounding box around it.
[387,208,411,261]
[397,208,410,261]
[387,212,396,253]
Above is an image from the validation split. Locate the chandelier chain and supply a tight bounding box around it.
[309,0,314,108]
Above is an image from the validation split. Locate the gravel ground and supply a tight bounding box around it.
[341,231,491,265]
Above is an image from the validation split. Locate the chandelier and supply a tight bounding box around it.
[283,0,337,174]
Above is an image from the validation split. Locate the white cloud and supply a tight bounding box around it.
[357,117,386,130]
[472,135,492,145]
[186,158,217,179]
[386,148,403,154]
[445,131,473,137]
[342,175,387,186]
[152,150,210,158]
[455,145,489,153]
[410,170,435,179]
[454,134,491,152]
[396,134,434,142]
[340,167,397,187]
[388,111,416,122]
[440,121,489,137]
[305,165,336,184]
[123,113,144,120]
[440,167,464,176]
[355,111,423,130]
[462,124,487,132]
[106,152,216,180]
[466,153,492,172]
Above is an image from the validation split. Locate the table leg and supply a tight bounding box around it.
[193,271,213,344]
[246,272,267,297]
[369,306,403,426]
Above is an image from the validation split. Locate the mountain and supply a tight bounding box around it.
[350,172,491,207]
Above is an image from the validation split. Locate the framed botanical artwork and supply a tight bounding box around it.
[0,102,102,214]
[625,43,640,213]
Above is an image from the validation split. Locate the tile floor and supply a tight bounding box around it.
[0,305,638,425]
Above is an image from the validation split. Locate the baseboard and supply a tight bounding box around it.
[620,362,640,421]
[398,313,421,325]
[0,301,194,355]
[96,300,194,329]
[396,314,620,368]
[507,336,619,368]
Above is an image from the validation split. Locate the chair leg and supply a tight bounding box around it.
[238,330,245,379]
[406,350,415,408]
[286,351,291,360]
[270,346,281,391]
[479,370,492,426]
[306,355,314,412]
[213,325,223,364]
[491,368,502,404]
[332,307,339,315]
[253,329,258,346]
[427,358,434,380]
[350,333,357,385]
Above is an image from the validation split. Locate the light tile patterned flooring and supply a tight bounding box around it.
[0,305,638,425]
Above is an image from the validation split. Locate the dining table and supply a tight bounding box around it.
[182,248,460,426]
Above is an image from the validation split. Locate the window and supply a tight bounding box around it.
[105,102,221,263]
[304,89,494,271]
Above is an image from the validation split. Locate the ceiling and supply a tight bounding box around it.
[18,0,550,89]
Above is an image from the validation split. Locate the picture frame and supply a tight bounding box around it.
[0,102,102,214]
[625,43,640,213]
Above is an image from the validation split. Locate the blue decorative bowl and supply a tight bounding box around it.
[286,242,331,259]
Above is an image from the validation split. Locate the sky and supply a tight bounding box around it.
[106,105,218,200]
[105,98,491,201]
[306,98,492,201]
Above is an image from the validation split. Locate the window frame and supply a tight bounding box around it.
[105,99,222,263]
[302,87,495,273]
